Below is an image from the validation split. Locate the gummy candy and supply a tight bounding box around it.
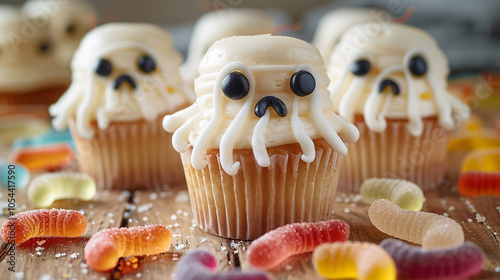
[0,162,30,189]
[84,225,172,272]
[368,199,463,249]
[13,129,75,150]
[461,148,500,173]
[247,219,350,270]
[458,171,500,197]
[28,172,96,208]
[1,209,86,244]
[448,129,500,153]
[176,249,269,280]
[360,178,424,211]
[313,241,396,280]
[380,239,484,279]
[9,144,74,171]
[0,114,50,143]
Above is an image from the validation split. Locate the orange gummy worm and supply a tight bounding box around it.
[1,209,87,244]
[84,225,172,272]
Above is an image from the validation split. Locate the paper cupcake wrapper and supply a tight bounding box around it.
[181,139,343,240]
[69,116,185,190]
[339,116,450,193]
[0,85,68,106]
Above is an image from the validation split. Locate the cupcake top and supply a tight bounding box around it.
[180,8,276,86]
[313,7,386,66]
[164,34,359,175]
[0,5,70,93]
[328,23,470,136]
[50,23,195,139]
[22,0,97,66]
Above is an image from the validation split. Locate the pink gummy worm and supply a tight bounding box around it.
[175,249,268,280]
[380,239,484,279]
[247,219,350,270]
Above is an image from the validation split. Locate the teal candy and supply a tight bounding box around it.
[0,162,30,189]
[13,129,75,150]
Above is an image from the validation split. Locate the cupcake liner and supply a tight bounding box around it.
[339,115,450,193]
[0,85,69,106]
[69,116,185,190]
[181,139,343,240]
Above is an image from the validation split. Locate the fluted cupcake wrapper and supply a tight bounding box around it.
[69,116,185,190]
[339,116,450,193]
[180,139,343,240]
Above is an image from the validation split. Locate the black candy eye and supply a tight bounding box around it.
[95,58,112,76]
[409,56,427,76]
[290,70,315,97]
[39,41,51,53]
[138,55,156,73]
[221,71,250,100]
[350,59,371,76]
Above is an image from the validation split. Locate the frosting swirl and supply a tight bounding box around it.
[164,34,359,175]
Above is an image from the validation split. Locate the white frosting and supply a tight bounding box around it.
[328,23,470,136]
[164,35,359,175]
[22,0,97,66]
[313,7,388,66]
[50,23,195,139]
[180,8,275,87]
[0,5,70,92]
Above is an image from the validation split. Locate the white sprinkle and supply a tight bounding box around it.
[175,191,190,202]
[448,205,455,212]
[443,212,449,217]
[200,238,207,243]
[149,193,158,200]
[170,214,178,220]
[221,246,227,251]
[285,265,293,271]
[344,208,350,214]
[37,252,42,256]
[39,274,54,280]
[107,213,114,218]
[331,210,335,214]
[174,223,179,227]
[176,209,183,215]
[136,273,142,278]
[468,218,473,223]
[175,244,185,250]
[80,263,87,268]
[183,211,189,217]
[71,253,79,259]
[495,266,500,272]
[81,268,88,275]
[109,219,114,224]
[142,217,148,222]
[14,272,24,279]
[55,253,62,258]
[36,246,45,251]
[133,197,140,203]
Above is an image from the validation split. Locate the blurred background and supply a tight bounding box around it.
[2,0,500,72]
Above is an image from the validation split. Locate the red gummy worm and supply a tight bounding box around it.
[247,219,350,270]
[381,239,484,279]
[84,225,172,272]
[458,171,500,197]
[1,209,87,244]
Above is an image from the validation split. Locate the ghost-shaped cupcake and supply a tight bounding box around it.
[327,23,470,192]
[164,34,359,240]
[50,23,194,190]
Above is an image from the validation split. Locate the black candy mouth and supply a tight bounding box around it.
[114,74,137,90]
[254,96,287,118]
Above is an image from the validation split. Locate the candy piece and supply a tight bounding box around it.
[1,209,87,244]
[0,114,50,143]
[368,199,464,249]
[176,249,269,280]
[28,172,96,208]
[359,178,424,211]
[458,171,500,197]
[13,129,75,150]
[84,225,172,272]
[380,239,484,279]
[247,219,350,270]
[461,148,500,173]
[0,162,30,189]
[449,129,500,153]
[313,241,396,280]
[9,144,74,171]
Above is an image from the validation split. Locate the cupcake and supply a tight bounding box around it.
[50,23,195,190]
[327,23,470,192]
[164,34,359,240]
[180,8,275,87]
[0,5,70,107]
[22,0,97,67]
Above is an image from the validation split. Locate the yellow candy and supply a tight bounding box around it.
[461,148,500,173]
[313,241,396,280]
[448,128,500,152]
[28,172,96,208]
[360,178,424,211]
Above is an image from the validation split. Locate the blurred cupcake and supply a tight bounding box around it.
[164,34,359,240]
[180,8,275,87]
[327,23,470,192]
[22,0,97,66]
[50,23,195,190]
[0,5,70,106]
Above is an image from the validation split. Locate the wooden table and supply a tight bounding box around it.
[0,162,499,280]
